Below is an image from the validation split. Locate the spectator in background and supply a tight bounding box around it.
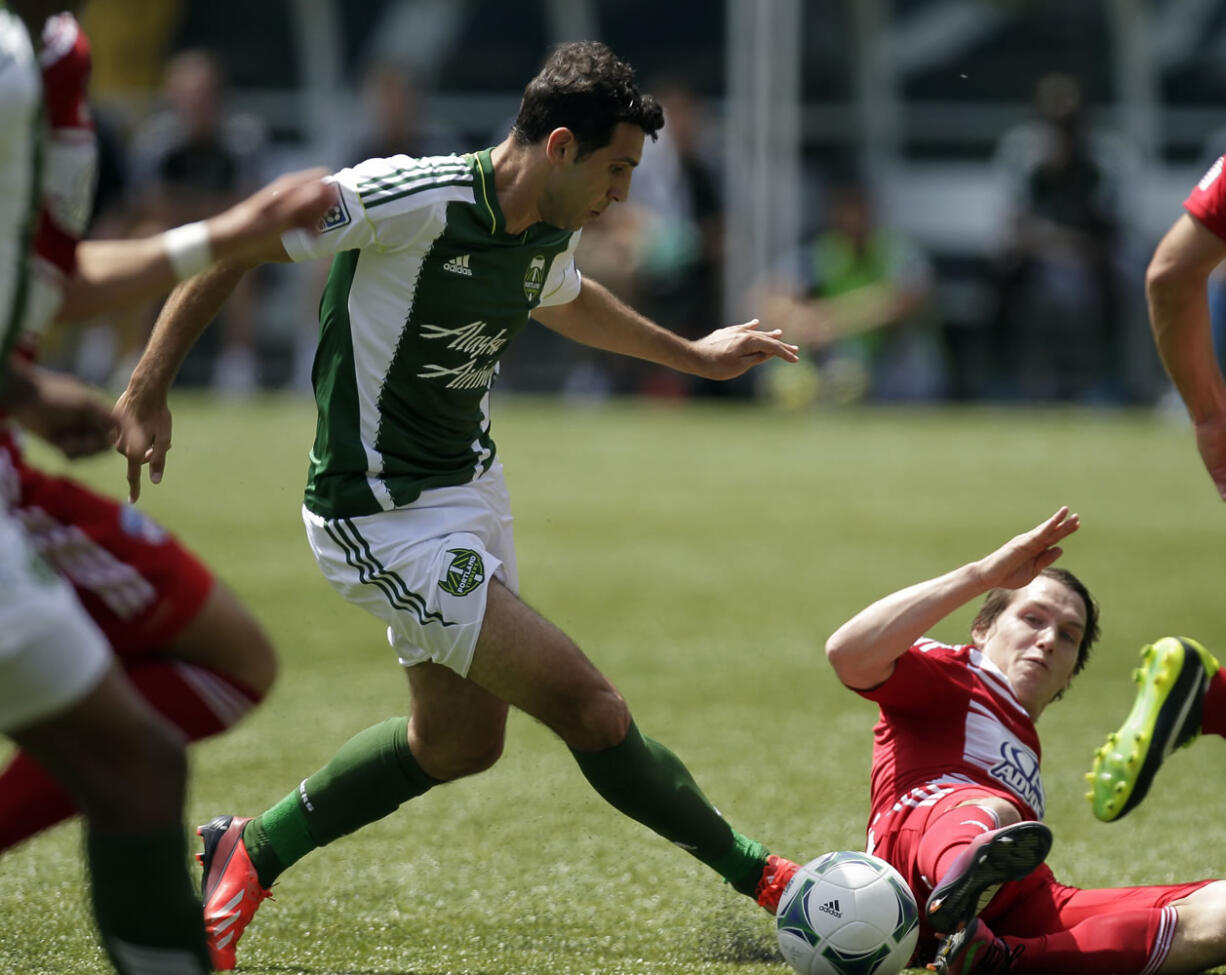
[762,178,944,407]
[990,72,1128,402]
[625,80,729,397]
[128,48,268,392]
[348,57,459,165]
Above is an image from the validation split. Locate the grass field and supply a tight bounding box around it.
[2,393,1225,975]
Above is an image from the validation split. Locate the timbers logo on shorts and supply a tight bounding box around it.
[439,548,484,596]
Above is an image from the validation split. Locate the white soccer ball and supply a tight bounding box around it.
[776,851,920,975]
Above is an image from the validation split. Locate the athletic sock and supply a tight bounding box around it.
[0,660,261,851]
[570,720,768,895]
[87,824,212,975]
[243,716,438,887]
[915,803,1000,892]
[1201,667,1226,738]
[1004,906,1173,975]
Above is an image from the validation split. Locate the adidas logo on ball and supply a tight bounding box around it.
[818,899,841,918]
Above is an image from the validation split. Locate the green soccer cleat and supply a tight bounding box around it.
[1086,637,1219,823]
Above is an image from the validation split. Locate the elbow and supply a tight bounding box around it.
[824,632,853,676]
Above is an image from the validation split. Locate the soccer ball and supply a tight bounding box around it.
[776,851,919,975]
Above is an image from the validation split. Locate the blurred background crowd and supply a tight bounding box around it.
[55,0,1226,408]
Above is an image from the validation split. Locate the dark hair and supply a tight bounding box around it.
[512,41,664,158]
[971,567,1100,678]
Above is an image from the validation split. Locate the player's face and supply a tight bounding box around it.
[541,123,643,230]
[973,576,1086,718]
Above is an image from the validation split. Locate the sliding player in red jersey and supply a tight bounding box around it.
[825,509,1226,974]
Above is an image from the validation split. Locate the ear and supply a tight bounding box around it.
[970,623,989,649]
[544,127,577,165]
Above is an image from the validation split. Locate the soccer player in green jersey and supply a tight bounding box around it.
[116,41,802,970]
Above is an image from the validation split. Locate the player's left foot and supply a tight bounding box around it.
[927,918,1020,974]
[755,854,800,914]
[1086,636,1218,823]
[925,821,1051,934]
[197,815,272,971]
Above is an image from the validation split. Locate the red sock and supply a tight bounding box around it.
[915,803,1000,892]
[0,660,261,851]
[1201,668,1226,739]
[1006,906,1174,975]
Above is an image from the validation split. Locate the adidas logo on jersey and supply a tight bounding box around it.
[818,899,841,918]
[443,254,472,276]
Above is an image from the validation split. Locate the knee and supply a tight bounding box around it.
[955,797,1023,828]
[410,722,506,782]
[219,611,278,695]
[555,684,630,752]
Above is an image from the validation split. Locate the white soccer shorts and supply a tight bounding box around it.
[303,464,519,677]
[0,511,111,734]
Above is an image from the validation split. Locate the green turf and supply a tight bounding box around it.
[2,394,1225,974]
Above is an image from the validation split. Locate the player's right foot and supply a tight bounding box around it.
[754,854,800,914]
[1086,637,1218,823]
[197,814,272,971]
[925,821,1051,934]
[927,918,1020,974]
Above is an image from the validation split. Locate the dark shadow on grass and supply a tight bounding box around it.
[693,905,782,964]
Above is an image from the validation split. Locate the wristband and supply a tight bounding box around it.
[163,221,213,280]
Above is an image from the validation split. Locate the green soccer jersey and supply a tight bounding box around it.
[282,148,582,518]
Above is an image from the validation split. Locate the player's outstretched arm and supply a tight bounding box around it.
[1147,213,1226,501]
[4,360,134,459]
[533,276,798,378]
[114,259,250,502]
[825,508,1079,690]
[58,168,332,322]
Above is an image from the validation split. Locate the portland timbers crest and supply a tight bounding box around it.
[523,253,546,301]
[439,548,485,596]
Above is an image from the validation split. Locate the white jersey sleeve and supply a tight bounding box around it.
[0,11,41,349]
[281,154,478,263]
[537,230,582,308]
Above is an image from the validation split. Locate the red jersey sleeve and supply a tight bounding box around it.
[856,638,969,712]
[1184,155,1226,241]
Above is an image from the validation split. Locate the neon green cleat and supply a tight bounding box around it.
[1086,637,1219,823]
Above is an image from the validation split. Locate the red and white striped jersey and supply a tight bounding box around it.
[1185,154,1226,241]
[857,638,1046,826]
[19,12,95,348]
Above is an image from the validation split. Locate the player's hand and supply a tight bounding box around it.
[690,320,800,379]
[975,507,1080,591]
[10,367,127,460]
[113,385,173,503]
[1194,415,1226,502]
[207,167,339,266]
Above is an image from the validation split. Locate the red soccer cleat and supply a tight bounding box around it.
[196,815,272,971]
[925,821,1051,934]
[755,854,800,914]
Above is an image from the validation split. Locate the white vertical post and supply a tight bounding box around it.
[850,0,899,185]
[723,0,803,323]
[288,0,344,154]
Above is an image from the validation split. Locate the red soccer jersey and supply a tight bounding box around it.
[857,639,1046,830]
[1184,154,1226,242]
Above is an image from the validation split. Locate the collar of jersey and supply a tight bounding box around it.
[473,147,567,243]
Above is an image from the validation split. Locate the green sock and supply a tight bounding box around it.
[87,825,212,975]
[244,716,438,887]
[570,721,769,895]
